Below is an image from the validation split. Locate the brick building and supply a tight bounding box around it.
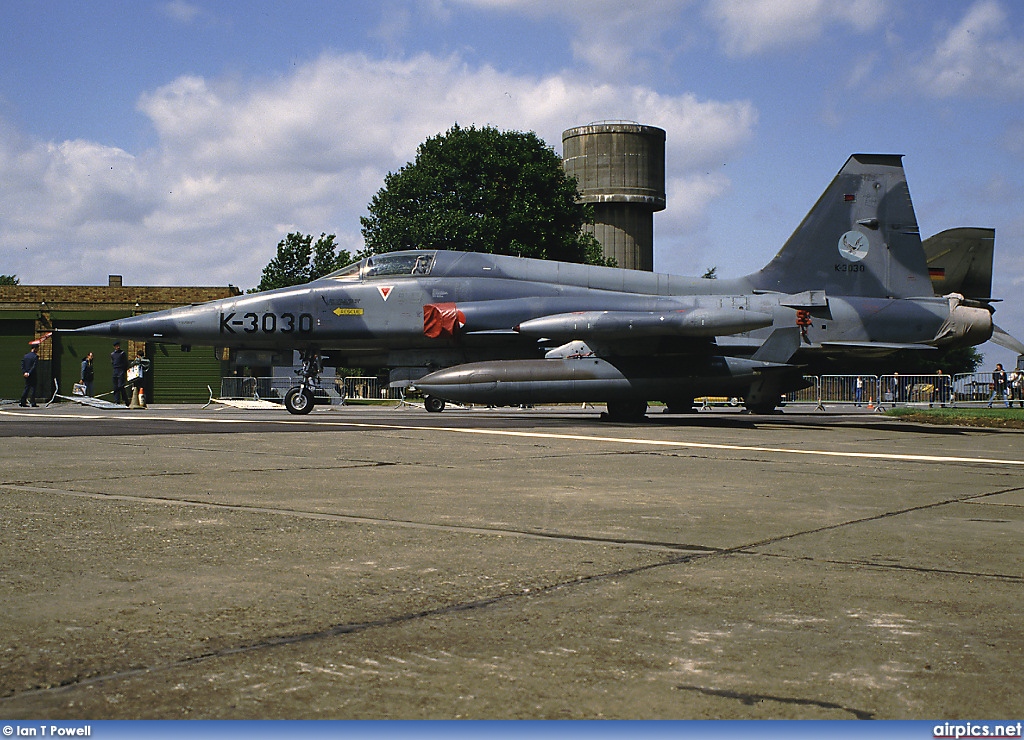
[1,276,241,403]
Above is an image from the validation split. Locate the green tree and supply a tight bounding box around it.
[253,232,353,292]
[0,275,20,285]
[361,124,606,264]
[908,346,984,375]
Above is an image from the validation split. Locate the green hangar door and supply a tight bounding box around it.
[151,344,225,403]
[0,320,35,400]
[55,332,109,398]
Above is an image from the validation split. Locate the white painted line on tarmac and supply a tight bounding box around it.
[6,408,1024,467]
[308,420,1024,467]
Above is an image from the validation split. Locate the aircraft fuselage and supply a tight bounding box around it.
[82,258,973,369]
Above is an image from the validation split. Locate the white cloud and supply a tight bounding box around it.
[654,170,732,273]
[158,0,221,28]
[447,0,697,77]
[910,0,1024,98]
[704,0,887,56]
[160,1,207,25]
[0,52,756,289]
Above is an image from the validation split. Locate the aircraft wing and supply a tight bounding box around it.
[818,341,937,357]
[514,308,774,342]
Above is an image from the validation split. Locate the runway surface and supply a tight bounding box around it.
[1,402,1021,718]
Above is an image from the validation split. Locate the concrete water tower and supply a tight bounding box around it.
[562,122,666,271]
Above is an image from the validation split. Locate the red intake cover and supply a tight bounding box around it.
[423,303,465,338]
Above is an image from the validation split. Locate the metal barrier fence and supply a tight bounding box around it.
[878,373,952,407]
[783,373,1024,409]
[340,376,404,400]
[785,376,821,405]
[782,376,877,407]
[219,375,404,403]
[949,372,1024,408]
[790,374,965,408]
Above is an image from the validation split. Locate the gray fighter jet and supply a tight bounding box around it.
[74,154,995,418]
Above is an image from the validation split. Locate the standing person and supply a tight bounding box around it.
[932,369,950,408]
[854,376,863,407]
[80,351,95,396]
[19,342,39,407]
[1010,366,1023,409]
[890,371,902,404]
[111,341,129,406]
[988,363,1009,408]
[129,348,150,407]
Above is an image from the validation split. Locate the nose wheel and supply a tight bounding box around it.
[285,386,315,415]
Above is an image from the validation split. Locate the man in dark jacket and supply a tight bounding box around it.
[80,351,95,396]
[988,363,1010,408]
[111,341,129,406]
[20,343,39,407]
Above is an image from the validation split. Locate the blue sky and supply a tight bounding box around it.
[2,0,1023,365]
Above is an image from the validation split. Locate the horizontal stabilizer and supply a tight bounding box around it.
[923,227,994,301]
[991,324,1024,355]
[751,327,801,364]
[516,308,773,340]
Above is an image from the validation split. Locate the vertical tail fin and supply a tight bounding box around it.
[747,154,932,298]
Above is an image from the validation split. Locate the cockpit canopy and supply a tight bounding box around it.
[325,251,435,281]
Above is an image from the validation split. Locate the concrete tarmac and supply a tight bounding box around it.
[0,402,1021,719]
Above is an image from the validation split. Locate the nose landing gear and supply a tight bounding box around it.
[284,351,322,415]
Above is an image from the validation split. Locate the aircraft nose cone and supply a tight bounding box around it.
[74,313,181,341]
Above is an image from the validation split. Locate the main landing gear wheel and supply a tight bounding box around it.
[285,386,315,415]
[605,400,648,422]
[664,398,696,414]
[424,395,446,413]
[744,397,780,415]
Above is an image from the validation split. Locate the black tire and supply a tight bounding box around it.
[664,398,696,414]
[605,400,648,422]
[744,397,779,415]
[424,395,446,413]
[285,386,315,415]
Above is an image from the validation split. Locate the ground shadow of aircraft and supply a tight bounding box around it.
[75,154,996,420]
